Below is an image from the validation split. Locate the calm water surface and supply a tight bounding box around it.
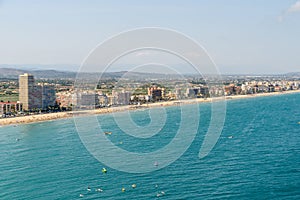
[0,93,299,199]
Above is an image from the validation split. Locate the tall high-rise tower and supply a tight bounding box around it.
[19,73,56,111]
[19,73,35,110]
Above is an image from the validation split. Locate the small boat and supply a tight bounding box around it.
[104,132,112,135]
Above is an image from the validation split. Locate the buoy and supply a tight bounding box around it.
[132,184,136,189]
[156,191,165,197]
[102,167,107,174]
[122,187,126,192]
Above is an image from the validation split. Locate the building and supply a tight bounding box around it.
[81,93,99,106]
[19,73,35,110]
[0,101,23,116]
[40,84,56,109]
[111,90,132,105]
[56,92,73,108]
[19,73,56,111]
[185,88,199,98]
[98,94,108,106]
[148,86,164,101]
[73,92,99,108]
[175,88,183,99]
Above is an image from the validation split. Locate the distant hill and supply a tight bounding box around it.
[285,72,300,77]
[2,66,298,80]
[0,67,180,80]
[0,68,77,79]
[0,68,27,79]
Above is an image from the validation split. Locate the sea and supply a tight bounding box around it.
[0,93,299,200]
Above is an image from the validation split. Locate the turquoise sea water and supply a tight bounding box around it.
[0,93,300,199]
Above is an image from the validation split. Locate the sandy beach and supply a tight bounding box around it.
[1,90,299,127]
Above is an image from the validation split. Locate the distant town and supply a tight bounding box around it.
[0,68,300,118]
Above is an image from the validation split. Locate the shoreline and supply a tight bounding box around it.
[1,90,299,127]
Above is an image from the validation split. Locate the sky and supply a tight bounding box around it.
[0,0,299,74]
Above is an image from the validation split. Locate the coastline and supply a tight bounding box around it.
[1,90,299,127]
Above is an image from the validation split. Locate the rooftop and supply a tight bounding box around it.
[0,101,21,104]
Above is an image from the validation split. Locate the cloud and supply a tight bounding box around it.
[287,1,300,13]
[278,1,300,22]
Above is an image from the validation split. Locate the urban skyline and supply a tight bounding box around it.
[1,71,300,117]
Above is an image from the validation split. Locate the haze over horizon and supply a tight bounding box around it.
[0,0,300,74]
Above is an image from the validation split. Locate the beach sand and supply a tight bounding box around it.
[1,90,299,127]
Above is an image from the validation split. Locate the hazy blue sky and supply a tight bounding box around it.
[0,0,299,74]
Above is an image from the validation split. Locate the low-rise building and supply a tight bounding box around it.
[111,90,132,105]
[148,86,164,101]
[0,101,23,116]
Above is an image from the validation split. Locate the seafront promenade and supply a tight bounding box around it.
[1,90,299,127]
